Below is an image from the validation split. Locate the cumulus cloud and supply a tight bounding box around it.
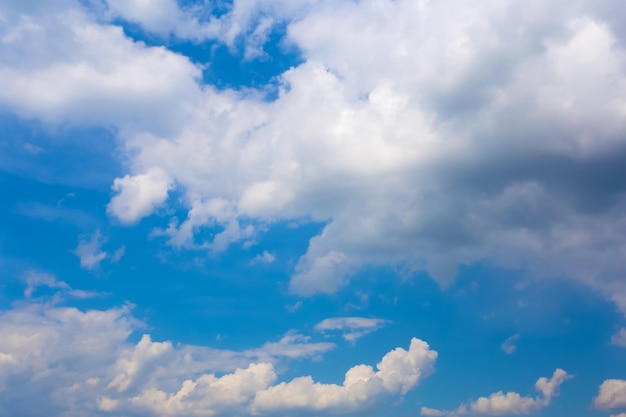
[251,337,437,414]
[594,379,626,410]
[315,317,389,342]
[2,0,626,309]
[107,168,174,224]
[422,369,573,416]
[74,230,107,269]
[1,277,439,416]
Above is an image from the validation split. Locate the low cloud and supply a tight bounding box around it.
[0,277,432,416]
[594,379,626,410]
[422,369,573,416]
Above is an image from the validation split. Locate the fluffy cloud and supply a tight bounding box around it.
[0,0,202,133]
[107,168,174,224]
[0,276,432,416]
[315,317,389,342]
[3,0,626,308]
[251,337,437,414]
[594,379,626,410]
[422,369,573,416]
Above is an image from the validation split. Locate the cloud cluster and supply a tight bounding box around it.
[2,0,626,308]
[251,337,437,414]
[421,369,573,416]
[0,273,434,416]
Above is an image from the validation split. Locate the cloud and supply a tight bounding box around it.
[23,269,70,298]
[250,250,276,265]
[422,369,573,416]
[2,0,626,309]
[111,245,126,263]
[74,230,107,269]
[594,379,626,410]
[108,168,174,224]
[315,317,389,342]
[611,328,626,347]
[501,333,520,355]
[421,407,449,417]
[251,337,437,414]
[0,279,434,416]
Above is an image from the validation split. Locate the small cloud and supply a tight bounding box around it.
[24,270,69,298]
[286,301,303,313]
[23,269,103,300]
[111,246,126,263]
[501,333,520,355]
[611,328,626,347]
[315,317,389,343]
[74,230,107,270]
[249,250,276,265]
[420,406,448,416]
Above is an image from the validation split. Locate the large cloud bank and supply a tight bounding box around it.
[1,0,626,305]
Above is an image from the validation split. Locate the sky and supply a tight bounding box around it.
[1,0,626,416]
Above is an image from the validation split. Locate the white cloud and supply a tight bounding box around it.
[501,333,520,355]
[108,168,174,224]
[251,337,437,414]
[421,407,448,417]
[0,1,202,132]
[594,379,626,410]
[250,250,276,265]
[423,369,573,416]
[315,317,389,342]
[23,269,70,298]
[74,230,107,269]
[0,279,435,416]
[2,0,626,309]
[111,245,126,263]
[611,328,626,347]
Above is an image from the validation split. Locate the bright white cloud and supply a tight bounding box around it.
[251,337,437,414]
[594,379,626,410]
[315,317,389,342]
[74,230,107,269]
[422,369,573,416]
[108,168,174,224]
[0,279,437,416]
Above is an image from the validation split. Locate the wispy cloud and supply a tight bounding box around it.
[74,230,107,270]
[315,317,389,342]
[501,333,520,355]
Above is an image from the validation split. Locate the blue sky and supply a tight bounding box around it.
[1,0,626,416]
